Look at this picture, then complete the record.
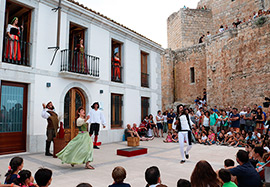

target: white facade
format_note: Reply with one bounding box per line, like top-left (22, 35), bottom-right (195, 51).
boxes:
top-left (0, 0), bottom-right (163, 153)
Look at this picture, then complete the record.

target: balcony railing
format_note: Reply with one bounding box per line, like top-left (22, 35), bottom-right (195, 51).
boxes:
top-left (2, 37), bottom-right (31, 66)
top-left (60, 49), bottom-right (99, 77)
top-left (111, 65), bottom-right (123, 83)
top-left (141, 72), bottom-right (149, 87)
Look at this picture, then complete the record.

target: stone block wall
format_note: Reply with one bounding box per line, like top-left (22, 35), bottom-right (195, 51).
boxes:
top-left (174, 44), bottom-right (207, 104)
top-left (206, 18), bottom-right (270, 108)
top-left (167, 8), bottom-right (213, 50)
top-left (161, 49), bottom-right (175, 110)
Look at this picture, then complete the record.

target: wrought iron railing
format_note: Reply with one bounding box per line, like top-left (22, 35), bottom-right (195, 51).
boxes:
top-left (111, 65), bottom-right (123, 83)
top-left (141, 72), bottom-right (149, 87)
top-left (2, 37), bottom-right (31, 66)
top-left (60, 49), bottom-right (99, 77)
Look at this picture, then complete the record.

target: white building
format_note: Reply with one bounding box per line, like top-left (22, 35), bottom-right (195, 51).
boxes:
top-left (0, 0), bottom-right (163, 154)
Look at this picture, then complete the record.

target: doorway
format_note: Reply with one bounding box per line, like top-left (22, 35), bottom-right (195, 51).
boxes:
top-left (0, 81), bottom-right (28, 155)
top-left (64, 88), bottom-right (86, 141)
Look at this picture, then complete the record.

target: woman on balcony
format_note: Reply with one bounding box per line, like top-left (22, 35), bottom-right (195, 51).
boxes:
top-left (74, 38), bottom-right (88, 74)
top-left (112, 52), bottom-right (121, 81)
top-left (5, 17), bottom-right (23, 62)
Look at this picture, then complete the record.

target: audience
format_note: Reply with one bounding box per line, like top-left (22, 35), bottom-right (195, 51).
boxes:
top-left (76, 183), bottom-right (92, 187)
top-left (218, 169), bottom-right (237, 187)
top-left (190, 160), bottom-right (222, 187)
top-left (177, 179), bottom-right (191, 187)
top-left (5, 157), bottom-right (24, 184)
top-left (145, 166), bottom-right (167, 187)
top-left (34, 168), bottom-right (53, 187)
top-left (228, 150), bottom-right (261, 187)
top-left (13, 170), bottom-right (35, 187)
top-left (109, 166), bottom-right (131, 187)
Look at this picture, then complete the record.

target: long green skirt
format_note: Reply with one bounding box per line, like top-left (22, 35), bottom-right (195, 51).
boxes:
top-left (56, 131), bottom-right (93, 165)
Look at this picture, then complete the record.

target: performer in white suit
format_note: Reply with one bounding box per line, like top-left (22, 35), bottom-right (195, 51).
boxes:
top-left (176, 104), bottom-right (194, 164)
top-left (87, 102), bottom-right (106, 149)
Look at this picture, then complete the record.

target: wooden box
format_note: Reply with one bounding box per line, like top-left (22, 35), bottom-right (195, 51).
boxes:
top-left (127, 137), bottom-right (140, 147)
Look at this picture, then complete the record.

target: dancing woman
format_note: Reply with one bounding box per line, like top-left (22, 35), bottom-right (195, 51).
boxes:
top-left (176, 104), bottom-right (194, 164)
top-left (56, 107), bottom-right (94, 169)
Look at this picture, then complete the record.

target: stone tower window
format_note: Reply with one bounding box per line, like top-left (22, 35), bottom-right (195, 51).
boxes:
top-left (190, 67), bottom-right (195, 83)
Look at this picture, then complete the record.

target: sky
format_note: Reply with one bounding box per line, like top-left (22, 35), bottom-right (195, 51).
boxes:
top-left (77, 0), bottom-right (200, 48)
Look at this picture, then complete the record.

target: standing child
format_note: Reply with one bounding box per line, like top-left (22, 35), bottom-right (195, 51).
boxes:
top-left (5, 157), bottom-right (24, 184)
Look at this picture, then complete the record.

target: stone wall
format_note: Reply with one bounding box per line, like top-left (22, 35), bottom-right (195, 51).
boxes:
top-left (161, 44), bottom-right (207, 110)
top-left (161, 49), bottom-right (175, 110)
top-left (206, 17), bottom-right (270, 108)
top-left (174, 44), bottom-right (207, 104)
top-left (198, 0), bottom-right (264, 34)
top-left (162, 16), bottom-right (270, 109)
top-left (167, 8), bottom-right (213, 49)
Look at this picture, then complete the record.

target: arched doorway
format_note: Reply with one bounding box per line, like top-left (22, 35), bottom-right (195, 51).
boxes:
top-left (64, 88), bottom-right (85, 141)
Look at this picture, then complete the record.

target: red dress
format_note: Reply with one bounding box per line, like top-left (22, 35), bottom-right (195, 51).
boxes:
top-left (5, 24), bottom-right (21, 61)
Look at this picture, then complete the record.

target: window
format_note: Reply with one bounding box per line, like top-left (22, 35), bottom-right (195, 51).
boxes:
top-left (190, 67), bottom-right (195, 83)
top-left (111, 94), bottom-right (123, 128)
top-left (2, 1), bottom-right (32, 66)
top-left (141, 97), bottom-right (149, 121)
top-left (111, 40), bottom-right (123, 82)
top-left (141, 51), bottom-right (149, 87)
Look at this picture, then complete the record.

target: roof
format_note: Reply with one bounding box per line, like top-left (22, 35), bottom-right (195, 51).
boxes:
top-left (67, 0), bottom-right (162, 47)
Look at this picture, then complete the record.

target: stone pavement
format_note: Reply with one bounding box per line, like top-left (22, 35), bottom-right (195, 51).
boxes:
top-left (0, 138), bottom-right (242, 186)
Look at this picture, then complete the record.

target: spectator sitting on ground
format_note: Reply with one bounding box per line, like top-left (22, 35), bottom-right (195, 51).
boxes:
top-left (216, 132), bottom-right (225, 145)
top-left (191, 160), bottom-right (222, 187)
top-left (34, 168), bottom-right (52, 187)
top-left (206, 130), bottom-right (215, 145)
top-left (163, 132), bottom-right (173, 143)
top-left (224, 159), bottom-right (235, 168)
top-left (252, 146), bottom-right (266, 171)
top-left (199, 131), bottom-right (207, 144)
top-left (145, 166), bottom-right (167, 187)
top-left (218, 169), bottom-right (237, 187)
top-left (77, 183), bottom-right (92, 187)
top-left (109, 166), bottom-right (131, 187)
top-left (228, 150), bottom-right (261, 187)
top-left (177, 179), bottom-right (191, 187)
top-left (133, 123), bottom-right (153, 141)
top-left (172, 130), bottom-right (179, 142)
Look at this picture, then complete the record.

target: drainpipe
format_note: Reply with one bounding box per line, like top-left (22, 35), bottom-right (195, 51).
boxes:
top-left (48, 0), bottom-right (62, 65)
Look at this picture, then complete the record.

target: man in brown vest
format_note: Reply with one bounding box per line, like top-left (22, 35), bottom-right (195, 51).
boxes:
top-left (41, 102), bottom-right (59, 156)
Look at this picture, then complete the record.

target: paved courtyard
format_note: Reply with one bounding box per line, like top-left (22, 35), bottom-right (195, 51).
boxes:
top-left (0, 138), bottom-right (242, 186)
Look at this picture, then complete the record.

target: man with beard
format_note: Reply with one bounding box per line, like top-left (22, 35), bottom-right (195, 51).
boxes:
top-left (41, 101), bottom-right (59, 156)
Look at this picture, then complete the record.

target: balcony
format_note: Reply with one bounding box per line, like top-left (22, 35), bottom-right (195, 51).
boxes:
top-left (60, 49), bottom-right (99, 81)
top-left (111, 65), bottom-right (123, 83)
top-left (141, 72), bottom-right (149, 88)
top-left (2, 37), bottom-right (31, 66)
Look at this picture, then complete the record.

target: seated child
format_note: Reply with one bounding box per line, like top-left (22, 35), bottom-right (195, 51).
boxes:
top-left (177, 179), bottom-right (191, 187)
top-left (229, 133), bottom-right (241, 147)
top-left (172, 130), bottom-right (179, 142)
top-left (216, 132), bottom-right (224, 145)
top-left (109, 166), bottom-right (131, 187)
top-left (13, 170), bottom-right (36, 187)
top-left (218, 169), bottom-right (237, 187)
top-left (199, 131), bottom-right (207, 144)
top-left (224, 159), bottom-right (235, 168)
top-left (163, 132), bottom-right (173, 143)
top-left (207, 130), bottom-right (215, 145)
top-left (34, 168), bottom-right (52, 187)
top-left (5, 157), bottom-right (24, 184)
top-left (194, 128), bottom-right (201, 142)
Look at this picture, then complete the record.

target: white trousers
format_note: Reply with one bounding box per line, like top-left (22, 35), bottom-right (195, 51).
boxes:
top-left (178, 131), bottom-right (192, 161)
